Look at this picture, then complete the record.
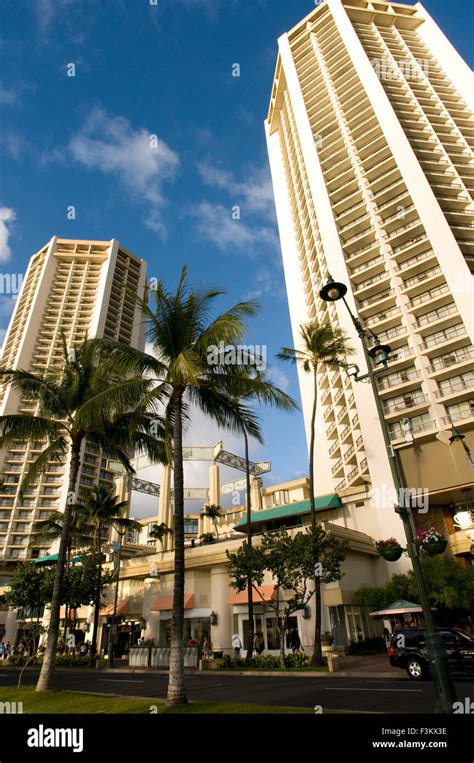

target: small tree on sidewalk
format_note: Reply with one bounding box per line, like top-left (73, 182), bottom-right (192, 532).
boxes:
top-left (227, 526), bottom-right (349, 666)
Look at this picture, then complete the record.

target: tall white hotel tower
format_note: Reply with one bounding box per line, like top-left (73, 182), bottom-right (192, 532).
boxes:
top-left (266, 0), bottom-right (474, 560)
top-left (0, 238), bottom-right (147, 568)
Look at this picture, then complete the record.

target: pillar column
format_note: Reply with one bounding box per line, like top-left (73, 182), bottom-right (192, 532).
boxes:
top-left (142, 576), bottom-right (161, 643)
top-left (210, 564), bottom-right (232, 654)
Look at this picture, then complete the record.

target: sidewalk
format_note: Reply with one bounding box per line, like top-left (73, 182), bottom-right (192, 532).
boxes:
top-left (100, 653), bottom-right (401, 679)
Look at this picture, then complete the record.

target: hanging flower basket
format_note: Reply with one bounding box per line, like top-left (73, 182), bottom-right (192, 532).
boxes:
top-left (381, 546), bottom-right (403, 562)
top-left (374, 538), bottom-right (404, 562)
top-left (424, 539), bottom-right (448, 557)
top-left (414, 529), bottom-right (447, 557)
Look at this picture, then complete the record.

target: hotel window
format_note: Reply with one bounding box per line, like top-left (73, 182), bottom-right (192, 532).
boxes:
top-left (273, 490), bottom-right (289, 507)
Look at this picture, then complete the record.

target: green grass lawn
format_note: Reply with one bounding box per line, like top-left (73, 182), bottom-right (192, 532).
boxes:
top-left (0, 686), bottom-right (314, 714)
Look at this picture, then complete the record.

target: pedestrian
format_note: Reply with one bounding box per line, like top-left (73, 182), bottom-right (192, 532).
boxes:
top-left (383, 627), bottom-right (391, 651)
top-left (254, 632), bottom-right (264, 655)
top-left (0, 642), bottom-right (5, 659)
top-left (290, 629), bottom-right (301, 654)
top-left (202, 636), bottom-right (210, 660)
top-left (232, 633), bottom-right (242, 657)
top-left (80, 642), bottom-right (88, 657)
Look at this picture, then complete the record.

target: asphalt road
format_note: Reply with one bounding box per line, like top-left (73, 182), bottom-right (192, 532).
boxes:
top-left (2, 668), bottom-right (474, 713)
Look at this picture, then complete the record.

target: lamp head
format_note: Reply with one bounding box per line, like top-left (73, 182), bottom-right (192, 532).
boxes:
top-left (346, 364), bottom-right (360, 379)
top-left (319, 277), bottom-right (347, 303)
top-left (368, 342), bottom-right (392, 366)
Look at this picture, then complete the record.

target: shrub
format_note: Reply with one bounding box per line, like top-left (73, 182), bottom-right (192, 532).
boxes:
top-left (284, 652), bottom-right (312, 668)
top-left (5, 655), bottom-right (40, 666)
top-left (6, 654), bottom-right (92, 667)
top-left (55, 655), bottom-right (91, 667)
top-left (252, 654), bottom-right (281, 669)
top-left (221, 654), bottom-right (243, 669)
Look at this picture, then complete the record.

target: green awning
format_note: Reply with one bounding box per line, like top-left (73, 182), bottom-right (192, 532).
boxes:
top-left (33, 553), bottom-right (83, 566)
top-left (234, 494), bottom-right (342, 532)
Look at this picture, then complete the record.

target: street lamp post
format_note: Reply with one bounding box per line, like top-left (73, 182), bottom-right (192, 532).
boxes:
top-left (320, 276), bottom-right (457, 713)
top-left (107, 536), bottom-right (123, 669)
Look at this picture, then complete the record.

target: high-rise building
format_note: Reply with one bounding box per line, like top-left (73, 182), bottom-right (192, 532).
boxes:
top-left (266, 0), bottom-right (474, 558)
top-left (0, 237), bottom-right (147, 566)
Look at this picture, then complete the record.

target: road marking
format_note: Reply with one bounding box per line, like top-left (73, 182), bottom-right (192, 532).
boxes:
top-left (364, 679), bottom-right (408, 683)
top-left (98, 679), bottom-right (145, 683)
top-left (324, 687), bottom-right (422, 692)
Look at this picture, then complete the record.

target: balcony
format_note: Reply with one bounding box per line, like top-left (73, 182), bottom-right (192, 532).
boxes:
top-left (329, 440), bottom-right (341, 457)
top-left (365, 304), bottom-right (401, 329)
top-left (421, 324), bottom-right (468, 352)
top-left (324, 405), bottom-right (336, 422)
top-left (331, 458), bottom-right (344, 477)
top-left (353, 270), bottom-right (390, 296)
top-left (343, 443), bottom-right (357, 464)
top-left (440, 407), bottom-right (474, 427)
top-left (392, 233), bottom-right (429, 257)
top-left (349, 255), bottom-right (385, 278)
top-left (401, 266), bottom-right (442, 292)
top-left (376, 324), bottom-right (409, 345)
top-left (435, 375), bottom-right (474, 401)
top-left (416, 303), bottom-right (459, 330)
top-left (428, 347), bottom-right (474, 375)
top-left (377, 368), bottom-right (419, 392)
top-left (389, 415), bottom-right (435, 442)
top-left (358, 288), bottom-right (396, 311)
top-left (408, 283), bottom-right (451, 310)
top-left (383, 392), bottom-right (429, 416)
top-left (393, 249), bottom-right (437, 275)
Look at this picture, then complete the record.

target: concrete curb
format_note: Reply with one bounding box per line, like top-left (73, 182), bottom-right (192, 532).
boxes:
top-left (99, 668), bottom-right (401, 679)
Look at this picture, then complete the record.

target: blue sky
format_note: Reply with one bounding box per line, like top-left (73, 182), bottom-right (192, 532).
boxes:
top-left (0, 0), bottom-right (473, 509)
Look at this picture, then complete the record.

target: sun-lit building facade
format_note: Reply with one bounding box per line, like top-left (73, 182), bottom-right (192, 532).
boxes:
top-left (265, 0), bottom-right (474, 560)
top-left (0, 237), bottom-right (147, 568)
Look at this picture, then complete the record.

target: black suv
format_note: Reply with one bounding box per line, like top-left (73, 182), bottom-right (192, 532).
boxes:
top-left (389, 628), bottom-right (474, 680)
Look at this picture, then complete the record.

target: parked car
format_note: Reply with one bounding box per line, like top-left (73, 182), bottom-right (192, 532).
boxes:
top-left (389, 628), bottom-right (474, 680)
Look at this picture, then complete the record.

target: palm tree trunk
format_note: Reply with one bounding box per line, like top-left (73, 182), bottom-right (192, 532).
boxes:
top-left (36, 436), bottom-right (82, 691)
top-left (167, 388), bottom-right (188, 705)
top-left (310, 369), bottom-right (323, 667)
top-left (62, 544), bottom-right (72, 642)
top-left (244, 429), bottom-right (255, 665)
top-left (90, 529), bottom-right (102, 659)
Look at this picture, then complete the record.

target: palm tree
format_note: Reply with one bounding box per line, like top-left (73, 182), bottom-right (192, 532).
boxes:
top-left (201, 504), bottom-right (223, 538)
top-left (95, 266), bottom-right (295, 705)
top-left (278, 322), bottom-right (351, 665)
top-left (74, 484), bottom-right (142, 658)
top-left (148, 522), bottom-right (173, 553)
top-left (30, 509), bottom-right (94, 640)
top-left (0, 336), bottom-right (168, 691)
top-left (220, 369), bottom-right (297, 664)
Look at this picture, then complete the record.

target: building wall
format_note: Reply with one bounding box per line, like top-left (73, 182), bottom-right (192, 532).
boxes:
top-left (265, 0), bottom-right (474, 559)
top-left (0, 238), bottom-right (147, 568)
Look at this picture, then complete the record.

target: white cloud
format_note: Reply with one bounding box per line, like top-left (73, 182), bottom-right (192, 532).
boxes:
top-left (69, 108), bottom-right (180, 234)
top-left (266, 366), bottom-right (291, 392)
top-left (192, 201), bottom-right (278, 254)
top-left (0, 207), bottom-right (16, 262)
top-left (245, 265), bottom-right (285, 301)
top-left (0, 83), bottom-right (18, 105)
top-left (198, 161), bottom-right (276, 220)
